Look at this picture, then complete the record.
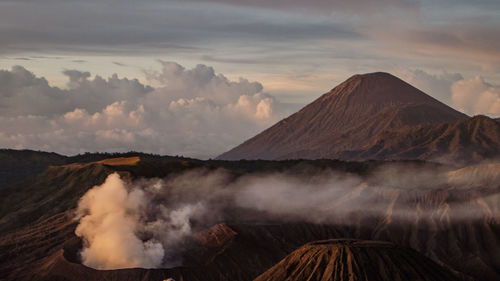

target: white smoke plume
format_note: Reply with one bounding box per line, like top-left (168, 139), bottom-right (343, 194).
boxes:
top-left (75, 164), bottom-right (500, 270)
top-left (75, 173), bottom-right (210, 269)
top-left (75, 173), bottom-right (164, 269)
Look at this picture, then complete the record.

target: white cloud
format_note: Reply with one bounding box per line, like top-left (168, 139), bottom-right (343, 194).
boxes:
top-left (0, 63), bottom-right (291, 158)
top-left (145, 61), bottom-right (264, 105)
top-left (400, 69), bottom-right (500, 118)
top-left (451, 76), bottom-right (500, 117)
top-left (399, 69), bottom-right (463, 105)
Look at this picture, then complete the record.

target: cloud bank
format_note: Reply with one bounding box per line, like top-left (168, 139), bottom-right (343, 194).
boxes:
top-left (0, 63), bottom-right (290, 158)
top-left (402, 69), bottom-right (500, 117)
top-left (451, 76), bottom-right (500, 117)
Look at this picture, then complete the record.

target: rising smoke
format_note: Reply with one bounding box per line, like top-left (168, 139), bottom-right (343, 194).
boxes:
top-left (74, 164), bottom-right (500, 269)
top-left (74, 173), bottom-right (164, 269)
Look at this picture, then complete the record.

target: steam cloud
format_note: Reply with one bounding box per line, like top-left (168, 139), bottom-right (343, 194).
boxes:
top-left (75, 173), bottom-right (211, 269)
top-left (75, 164), bottom-right (500, 269)
top-left (75, 174), bottom-right (164, 269)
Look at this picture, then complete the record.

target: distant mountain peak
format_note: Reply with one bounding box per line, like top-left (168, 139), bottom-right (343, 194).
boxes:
top-left (321, 71), bottom-right (449, 107)
top-left (217, 72), bottom-right (476, 161)
top-left (344, 71), bottom-right (398, 83)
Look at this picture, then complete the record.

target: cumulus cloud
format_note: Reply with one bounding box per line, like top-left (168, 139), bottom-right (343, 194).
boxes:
top-left (400, 69), bottom-right (463, 105)
top-left (451, 76), bottom-right (500, 117)
top-left (0, 66), bottom-right (68, 116)
top-left (145, 61), bottom-right (264, 105)
top-left (400, 69), bottom-right (500, 118)
top-left (0, 66), bottom-right (152, 117)
top-left (0, 63), bottom-right (290, 158)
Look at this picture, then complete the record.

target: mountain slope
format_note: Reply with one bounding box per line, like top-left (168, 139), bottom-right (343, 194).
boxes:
top-left (217, 72), bottom-right (468, 161)
top-left (333, 115), bottom-right (500, 163)
top-left (0, 149), bottom-right (190, 190)
top-left (0, 149), bottom-right (67, 189)
top-left (3, 157), bottom-right (500, 281)
top-left (253, 239), bottom-right (464, 281)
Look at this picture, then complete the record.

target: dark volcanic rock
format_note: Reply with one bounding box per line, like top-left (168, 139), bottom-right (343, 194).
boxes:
top-left (254, 239), bottom-right (465, 281)
top-left (342, 115), bottom-right (500, 164)
top-left (2, 156), bottom-right (499, 281)
top-left (217, 73), bottom-right (500, 163)
top-left (217, 72), bottom-right (469, 161)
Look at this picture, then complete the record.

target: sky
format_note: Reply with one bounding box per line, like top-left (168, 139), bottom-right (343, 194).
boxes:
top-left (0, 0), bottom-right (499, 158)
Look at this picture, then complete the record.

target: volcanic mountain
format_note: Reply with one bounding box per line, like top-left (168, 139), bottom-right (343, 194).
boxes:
top-left (217, 72), bottom-right (500, 162)
top-left (3, 152), bottom-right (500, 281)
top-left (253, 239), bottom-right (464, 281)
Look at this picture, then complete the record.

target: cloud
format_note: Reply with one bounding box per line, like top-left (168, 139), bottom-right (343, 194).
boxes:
top-left (75, 173), bottom-right (165, 269)
top-left (362, 16), bottom-right (500, 71)
top-left (451, 76), bottom-right (500, 117)
top-left (0, 63), bottom-right (290, 158)
top-left (0, 0), bottom-right (360, 56)
top-left (0, 66), bottom-right (152, 117)
top-left (186, 0), bottom-right (417, 14)
top-left (0, 66), bottom-right (69, 116)
top-left (399, 69), bottom-right (463, 105)
top-left (75, 171), bottom-right (225, 269)
top-left (398, 69), bottom-right (500, 118)
top-left (145, 61), bottom-right (265, 105)
top-left (112, 61), bottom-right (128, 67)
top-left (1, 0), bottom-right (498, 92)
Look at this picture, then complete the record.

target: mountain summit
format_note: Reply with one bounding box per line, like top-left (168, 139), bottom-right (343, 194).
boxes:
top-left (218, 72), bottom-right (472, 161)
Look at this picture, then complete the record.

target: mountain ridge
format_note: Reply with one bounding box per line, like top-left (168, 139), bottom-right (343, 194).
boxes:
top-left (2, 155), bottom-right (499, 281)
top-left (217, 72), bottom-right (500, 163)
top-left (254, 239), bottom-right (465, 281)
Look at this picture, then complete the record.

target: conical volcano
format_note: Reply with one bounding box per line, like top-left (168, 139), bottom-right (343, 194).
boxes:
top-left (253, 239), bottom-right (465, 281)
top-left (217, 72), bottom-right (474, 161)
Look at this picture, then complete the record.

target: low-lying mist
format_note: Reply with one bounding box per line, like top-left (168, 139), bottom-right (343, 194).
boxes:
top-left (74, 163), bottom-right (500, 270)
